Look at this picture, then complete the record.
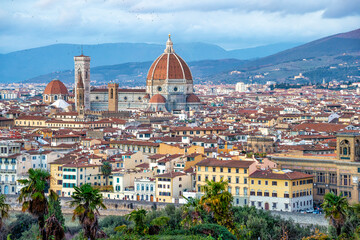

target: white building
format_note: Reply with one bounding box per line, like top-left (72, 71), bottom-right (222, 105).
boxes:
top-left (235, 82), bottom-right (248, 92)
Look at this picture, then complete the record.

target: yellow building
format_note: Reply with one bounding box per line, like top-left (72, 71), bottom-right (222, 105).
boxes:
top-left (155, 172), bottom-right (192, 203)
top-left (158, 143), bottom-right (204, 155)
top-left (170, 126), bottom-right (227, 137)
top-left (49, 156), bottom-right (76, 196)
top-left (249, 169), bottom-right (314, 212)
top-left (270, 133), bottom-right (360, 204)
top-left (15, 116), bottom-right (47, 127)
top-left (196, 159), bottom-right (256, 206)
top-left (110, 140), bottom-right (159, 154)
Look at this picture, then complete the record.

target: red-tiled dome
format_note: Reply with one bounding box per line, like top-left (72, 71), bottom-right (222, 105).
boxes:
top-left (44, 79), bottom-right (68, 95)
top-left (186, 94), bottom-right (200, 103)
top-left (149, 94), bottom-right (166, 103)
top-left (146, 36), bottom-right (192, 82)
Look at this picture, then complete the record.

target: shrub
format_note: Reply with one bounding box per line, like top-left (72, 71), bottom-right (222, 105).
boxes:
top-left (190, 224), bottom-right (237, 240)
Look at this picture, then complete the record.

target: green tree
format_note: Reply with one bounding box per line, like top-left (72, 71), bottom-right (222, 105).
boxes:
top-left (0, 194), bottom-right (10, 238)
top-left (101, 162), bottom-right (112, 186)
top-left (200, 178), bottom-right (235, 231)
top-left (17, 168), bottom-right (61, 240)
top-left (6, 214), bottom-right (37, 240)
top-left (126, 209), bottom-right (148, 235)
top-left (69, 184), bottom-right (107, 240)
top-left (46, 194), bottom-right (65, 227)
top-left (181, 197), bottom-right (204, 228)
top-left (321, 192), bottom-right (349, 236)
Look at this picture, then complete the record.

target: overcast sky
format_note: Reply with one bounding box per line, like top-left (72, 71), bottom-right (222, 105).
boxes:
top-left (1, 0), bottom-right (359, 53)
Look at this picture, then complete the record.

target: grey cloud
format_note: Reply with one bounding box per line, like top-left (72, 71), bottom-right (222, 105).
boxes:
top-left (323, 0), bottom-right (360, 18)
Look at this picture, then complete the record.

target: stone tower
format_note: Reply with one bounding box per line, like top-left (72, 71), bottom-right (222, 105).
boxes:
top-left (76, 72), bottom-right (85, 113)
top-left (336, 133), bottom-right (360, 162)
top-left (108, 82), bottom-right (119, 112)
top-left (74, 53), bottom-right (91, 110)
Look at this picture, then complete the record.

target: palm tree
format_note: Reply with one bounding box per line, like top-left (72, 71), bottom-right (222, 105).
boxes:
top-left (126, 209), bottom-right (148, 235)
top-left (101, 162), bottom-right (112, 186)
top-left (321, 192), bottom-right (349, 236)
top-left (17, 168), bottom-right (59, 240)
top-left (0, 194), bottom-right (10, 235)
top-left (181, 197), bottom-right (203, 228)
top-left (200, 178), bottom-right (235, 230)
top-left (69, 184), bottom-right (107, 240)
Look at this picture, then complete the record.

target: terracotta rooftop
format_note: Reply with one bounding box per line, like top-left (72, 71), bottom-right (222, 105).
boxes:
top-left (249, 169), bottom-right (313, 180)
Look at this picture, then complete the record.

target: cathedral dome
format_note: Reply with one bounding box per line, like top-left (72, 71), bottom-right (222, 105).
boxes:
top-left (44, 79), bottom-right (68, 95)
top-left (146, 35), bottom-right (192, 82)
top-left (149, 94), bottom-right (166, 103)
top-left (186, 94), bottom-right (200, 103)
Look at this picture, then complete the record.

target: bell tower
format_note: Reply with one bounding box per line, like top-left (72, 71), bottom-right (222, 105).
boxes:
top-left (108, 82), bottom-right (119, 112)
top-left (76, 72), bottom-right (85, 113)
top-left (74, 51), bottom-right (91, 110)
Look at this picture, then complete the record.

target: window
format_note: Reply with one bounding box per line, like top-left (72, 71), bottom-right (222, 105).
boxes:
top-left (272, 202), bottom-right (277, 209)
top-left (251, 180), bottom-right (254, 185)
top-left (258, 202), bottom-right (262, 207)
top-left (228, 186), bottom-right (231, 193)
top-left (220, 168), bottom-right (223, 173)
top-left (205, 167), bottom-right (208, 172)
top-left (236, 177), bottom-right (239, 184)
top-left (317, 172), bottom-right (326, 183)
top-left (285, 182), bottom-right (288, 186)
top-left (329, 173), bottom-right (337, 184)
top-left (244, 178), bottom-right (247, 184)
top-left (317, 187), bottom-right (325, 195)
top-left (228, 177), bottom-right (231, 183)
top-left (258, 180), bottom-right (261, 185)
top-left (236, 168), bottom-right (239, 173)
top-left (264, 191), bottom-right (269, 196)
top-left (257, 190), bottom-right (262, 196)
top-left (213, 167), bottom-right (216, 172)
top-left (341, 175), bottom-right (350, 186)
top-left (228, 168), bottom-right (231, 173)
top-left (198, 175), bottom-right (201, 181)
top-left (272, 191), bottom-right (277, 197)
top-left (212, 176), bottom-right (216, 181)
top-left (244, 169), bottom-right (247, 174)
top-left (272, 181), bottom-right (277, 186)
top-left (285, 204), bottom-right (289, 210)
top-left (265, 181), bottom-right (268, 185)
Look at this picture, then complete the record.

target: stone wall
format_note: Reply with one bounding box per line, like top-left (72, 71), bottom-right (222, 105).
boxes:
top-left (5, 194), bottom-right (328, 226)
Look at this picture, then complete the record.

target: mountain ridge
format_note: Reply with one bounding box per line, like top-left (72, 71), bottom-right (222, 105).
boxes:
top-left (0, 42), bottom-right (300, 83)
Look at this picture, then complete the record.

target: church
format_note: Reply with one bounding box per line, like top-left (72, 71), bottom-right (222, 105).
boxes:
top-left (73, 35), bottom-right (201, 113)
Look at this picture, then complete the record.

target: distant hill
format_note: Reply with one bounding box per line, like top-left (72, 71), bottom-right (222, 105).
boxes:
top-left (0, 42), bottom-right (299, 83)
top-left (27, 59), bottom-right (247, 87)
top-left (207, 28), bottom-right (360, 84)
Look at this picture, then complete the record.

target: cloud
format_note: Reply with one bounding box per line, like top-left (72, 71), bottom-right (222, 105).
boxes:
top-left (323, 0), bottom-right (360, 18)
top-left (0, 0), bottom-right (359, 53)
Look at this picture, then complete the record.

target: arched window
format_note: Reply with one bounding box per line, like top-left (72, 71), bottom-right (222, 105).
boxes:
top-left (110, 89), bottom-right (114, 99)
top-left (54, 95), bottom-right (58, 100)
top-left (340, 140), bottom-right (350, 156)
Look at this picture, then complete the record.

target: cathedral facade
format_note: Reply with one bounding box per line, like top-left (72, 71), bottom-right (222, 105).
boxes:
top-left (74, 35), bottom-right (201, 113)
